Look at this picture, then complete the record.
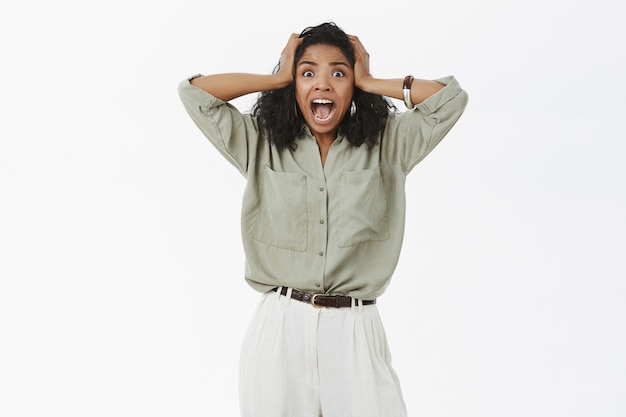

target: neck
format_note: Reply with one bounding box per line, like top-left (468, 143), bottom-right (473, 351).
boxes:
top-left (315, 133), bottom-right (336, 167)
top-left (314, 130), bottom-right (337, 146)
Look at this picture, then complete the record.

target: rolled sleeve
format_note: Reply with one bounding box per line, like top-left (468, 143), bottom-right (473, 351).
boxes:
top-left (384, 76), bottom-right (468, 174)
top-left (178, 78), bottom-right (260, 177)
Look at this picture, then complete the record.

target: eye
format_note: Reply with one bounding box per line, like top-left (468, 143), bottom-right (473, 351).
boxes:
top-left (303, 70), bottom-right (314, 77)
top-left (332, 70), bottom-right (345, 77)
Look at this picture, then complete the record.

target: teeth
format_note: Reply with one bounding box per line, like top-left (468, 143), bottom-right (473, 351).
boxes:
top-left (314, 114), bottom-right (333, 122)
top-left (313, 99), bottom-right (333, 104)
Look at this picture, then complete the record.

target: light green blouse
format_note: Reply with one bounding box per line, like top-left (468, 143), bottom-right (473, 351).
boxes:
top-left (178, 76), bottom-right (468, 300)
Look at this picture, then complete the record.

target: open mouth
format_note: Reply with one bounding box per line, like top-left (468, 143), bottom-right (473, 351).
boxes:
top-left (311, 99), bottom-right (336, 123)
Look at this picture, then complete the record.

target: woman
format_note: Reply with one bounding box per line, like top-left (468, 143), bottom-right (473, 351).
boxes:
top-left (179, 22), bottom-right (467, 417)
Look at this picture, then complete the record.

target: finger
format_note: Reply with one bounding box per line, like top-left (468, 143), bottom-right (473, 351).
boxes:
top-left (286, 34), bottom-right (303, 50)
top-left (348, 34), bottom-right (362, 45)
top-left (349, 37), bottom-right (367, 54)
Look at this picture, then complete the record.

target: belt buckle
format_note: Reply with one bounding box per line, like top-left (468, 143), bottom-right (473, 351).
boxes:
top-left (311, 294), bottom-right (325, 308)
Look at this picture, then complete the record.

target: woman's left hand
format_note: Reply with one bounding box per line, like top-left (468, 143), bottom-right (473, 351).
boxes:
top-left (349, 35), bottom-right (372, 89)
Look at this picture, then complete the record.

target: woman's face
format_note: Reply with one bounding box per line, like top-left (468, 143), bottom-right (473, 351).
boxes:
top-left (295, 44), bottom-right (354, 140)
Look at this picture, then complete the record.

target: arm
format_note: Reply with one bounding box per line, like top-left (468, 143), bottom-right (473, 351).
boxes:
top-left (349, 35), bottom-right (445, 105)
top-left (389, 75), bottom-right (468, 173)
top-left (179, 34), bottom-right (305, 175)
top-left (346, 36), bottom-right (468, 173)
top-left (189, 34), bottom-right (303, 102)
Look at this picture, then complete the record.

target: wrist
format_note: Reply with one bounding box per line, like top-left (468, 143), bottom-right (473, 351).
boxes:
top-left (354, 75), bottom-right (375, 92)
top-left (272, 72), bottom-right (294, 90)
top-left (403, 75), bottom-right (415, 109)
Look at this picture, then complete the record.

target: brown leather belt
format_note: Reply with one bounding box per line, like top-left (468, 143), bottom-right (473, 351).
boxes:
top-left (272, 287), bottom-right (376, 308)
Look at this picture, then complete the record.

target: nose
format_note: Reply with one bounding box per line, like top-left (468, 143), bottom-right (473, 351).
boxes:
top-left (314, 75), bottom-right (332, 91)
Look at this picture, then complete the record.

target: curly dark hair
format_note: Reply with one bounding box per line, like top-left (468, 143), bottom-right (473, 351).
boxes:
top-left (252, 22), bottom-right (395, 151)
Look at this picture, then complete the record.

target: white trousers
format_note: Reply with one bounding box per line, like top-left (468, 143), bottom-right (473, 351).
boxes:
top-left (239, 288), bottom-right (407, 417)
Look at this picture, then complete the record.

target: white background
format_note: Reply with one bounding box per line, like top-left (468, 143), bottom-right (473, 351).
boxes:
top-left (1, 0), bottom-right (624, 416)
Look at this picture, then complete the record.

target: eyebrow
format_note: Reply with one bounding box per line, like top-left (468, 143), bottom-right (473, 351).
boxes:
top-left (298, 60), bottom-right (350, 68)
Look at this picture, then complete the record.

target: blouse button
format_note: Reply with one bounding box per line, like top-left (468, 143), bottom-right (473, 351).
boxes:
top-left (319, 251), bottom-right (324, 256)
top-left (319, 187), bottom-right (324, 192)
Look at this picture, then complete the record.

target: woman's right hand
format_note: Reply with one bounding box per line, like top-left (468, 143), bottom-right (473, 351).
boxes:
top-left (275, 33), bottom-right (303, 84)
top-left (187, 33), bottom-right (303, 101)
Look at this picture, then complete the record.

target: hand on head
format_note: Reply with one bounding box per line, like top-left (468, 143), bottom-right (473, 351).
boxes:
top-left (348, 35), bottom-right (372, 90)
top-left (277, 33), bottom-right (304, 84)
top-left (278, 30), bottom-right (371, 89)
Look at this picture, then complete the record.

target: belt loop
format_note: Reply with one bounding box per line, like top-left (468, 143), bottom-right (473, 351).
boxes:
top-left (350, 296), bottom-right (356, 311)
top-left (285, 287), bottom-right (293, 305)
top-left (358, 299), bottom-right (363, 308)
top-left (275, 286), bottom-right (283, 300)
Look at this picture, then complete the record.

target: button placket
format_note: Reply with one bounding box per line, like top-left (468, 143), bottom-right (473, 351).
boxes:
top-left (315, 181), bottom-right (328, 293)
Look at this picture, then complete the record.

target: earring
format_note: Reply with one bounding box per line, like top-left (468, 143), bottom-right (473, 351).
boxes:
top-left (350, 101), bottom-right (357, 116)
top-left (294, 103), bottom-right (299, 117)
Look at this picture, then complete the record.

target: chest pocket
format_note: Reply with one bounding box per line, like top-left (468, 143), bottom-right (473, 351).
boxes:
top-left (251, 166), bottom-right (308, 252)
top-left (337, 167), bottom-right (390, 247)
